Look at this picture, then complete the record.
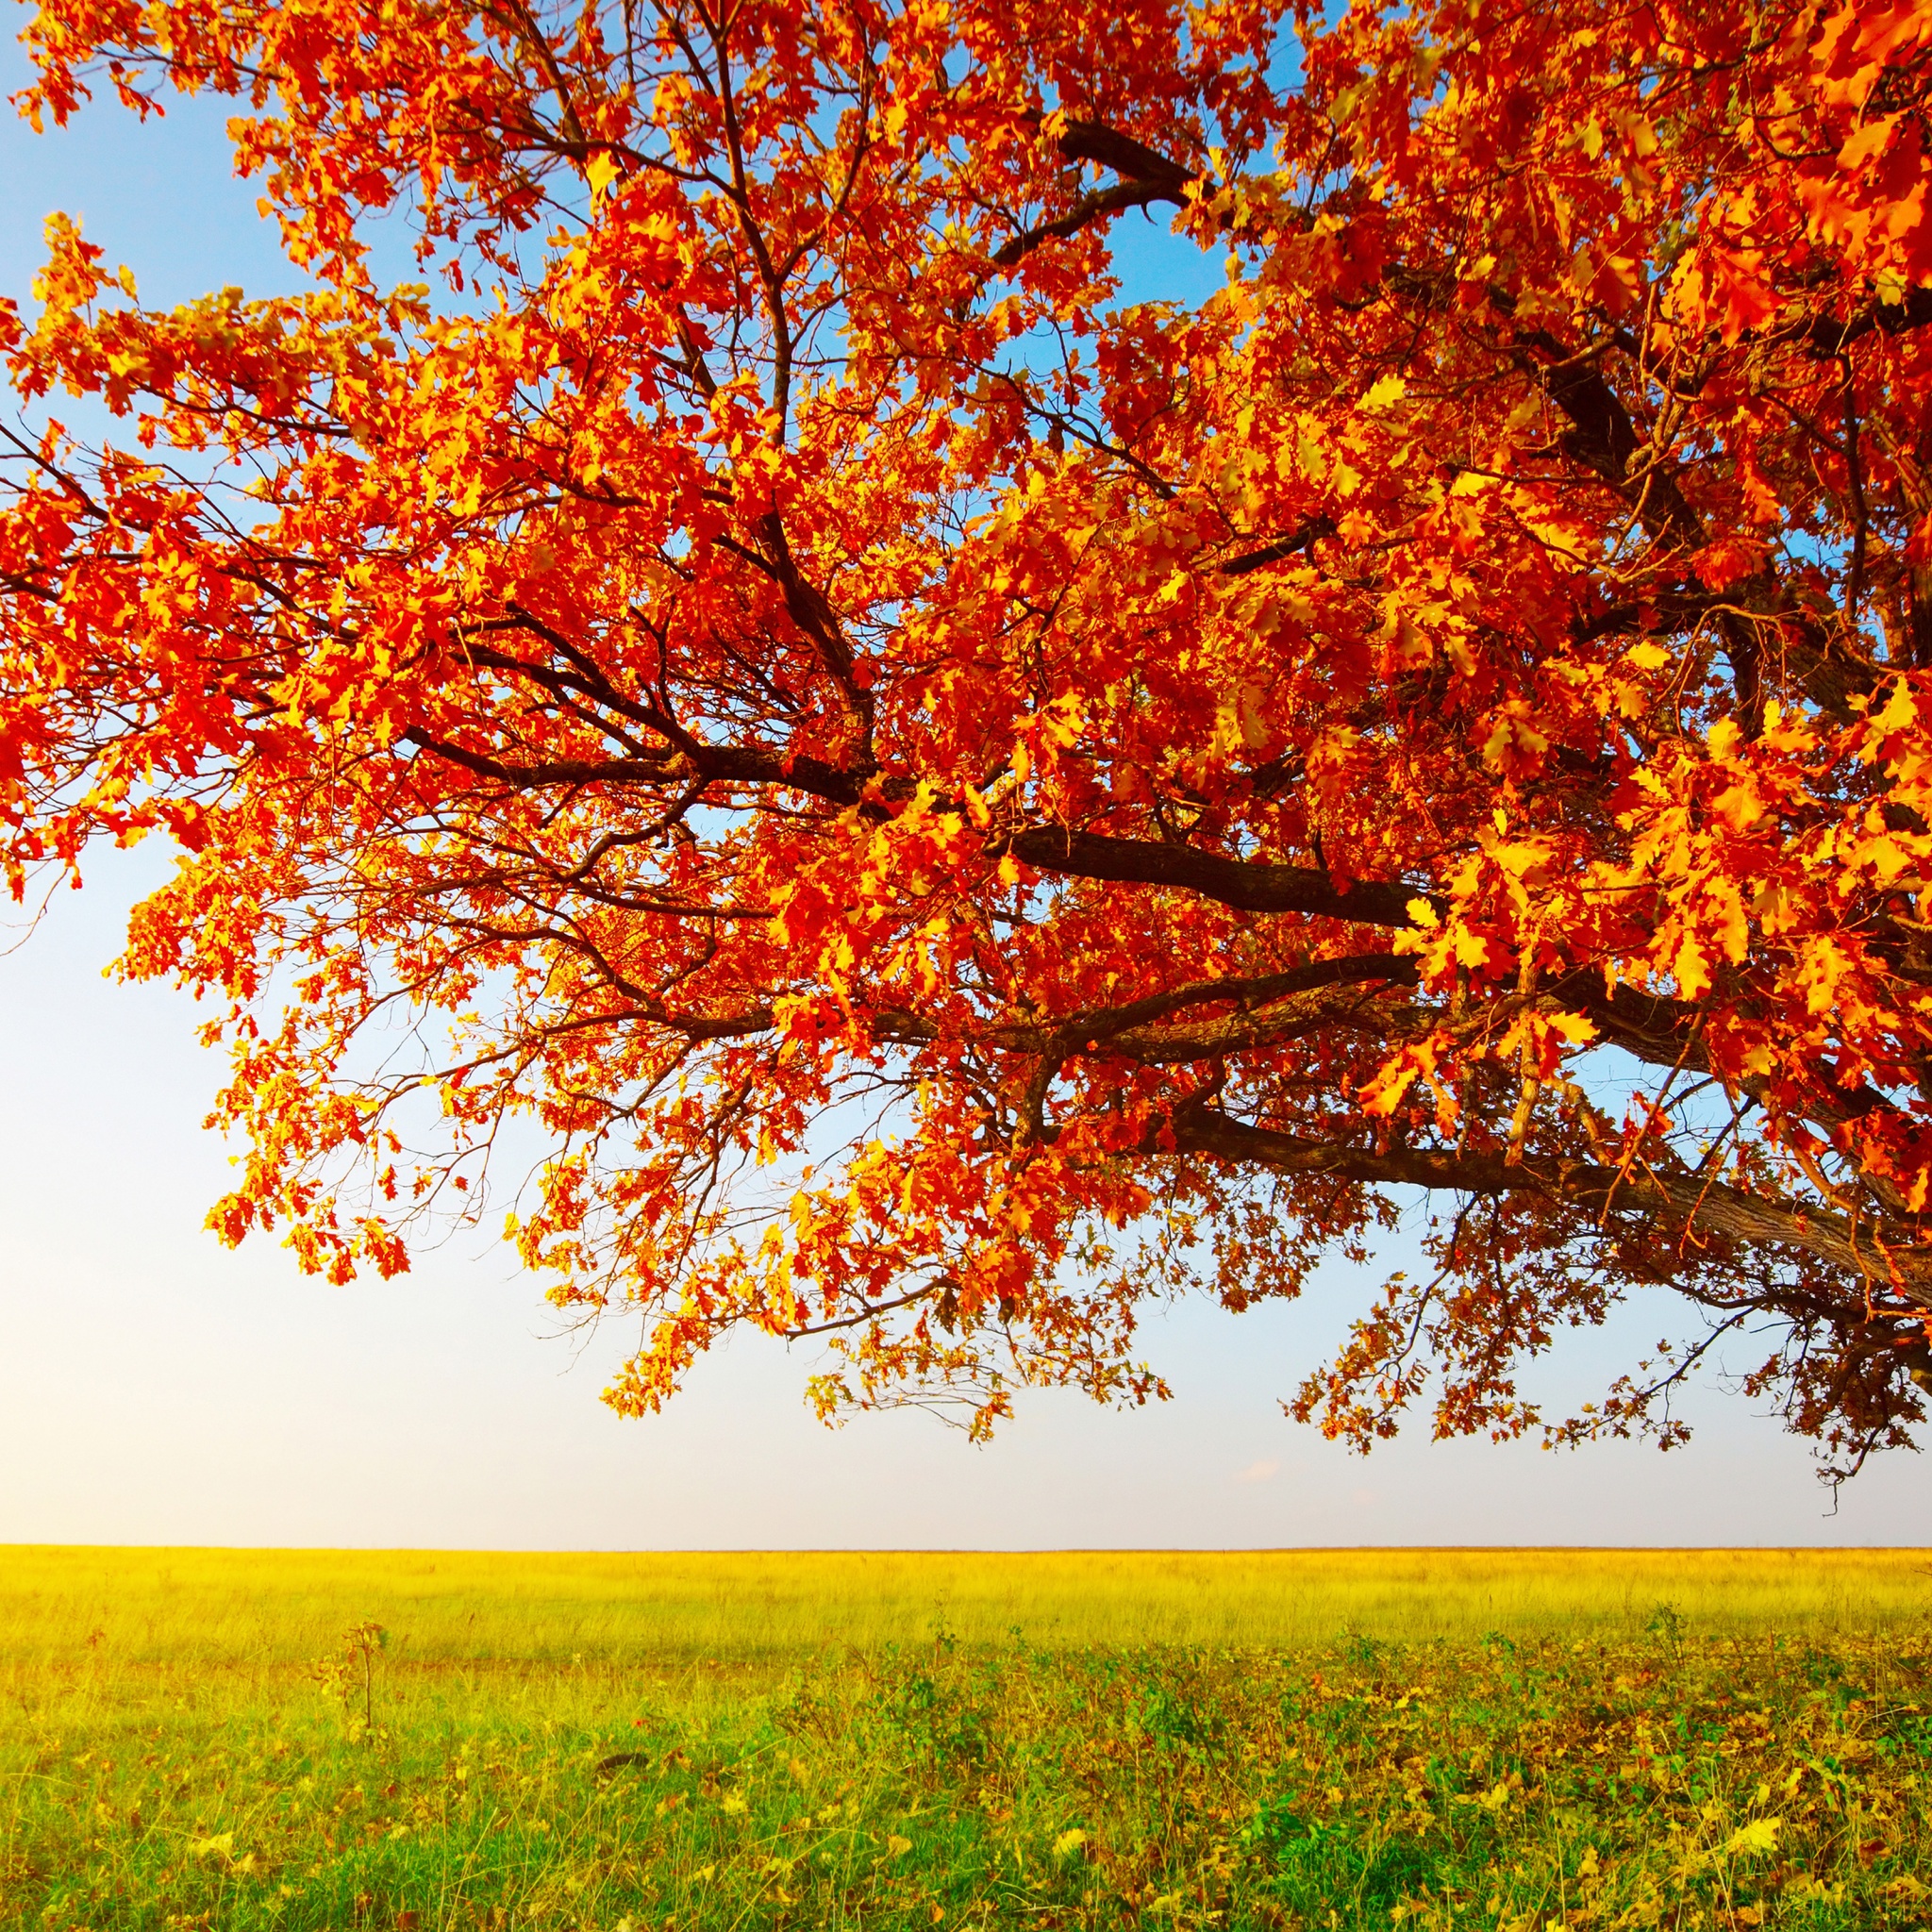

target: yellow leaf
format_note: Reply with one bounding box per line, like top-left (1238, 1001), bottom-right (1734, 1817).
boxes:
top-left (1386, 613), bottom-right (1430, 666)
top-left (1361, 1041), bottom-right (1440, 1118)
top-left (1674, 931), bottom-right (1711, 1000)
top-left (1361, 375), bottom-right (1407, 411)
top-left (1624, 641), bottom-right (1671, 670)
top-left (1053, 1827), bottom-right (1087, 1856)
top-left (1237, 680), bottom-right (1272, 751)
top-left (1838, 117), bottom-right (1897, 169)
top-left (1714, 882), bottom-right (1751, 963)
top-left (1874, 679), bottom-right (1917, 734)
top-left (1360, 1062), bottom-right (1422, 1118)
top-left (1713, 779), bottom-right (1763, 831)
top-left (888, 1834), bottom-right (913, 1857)
top-left (1724, 1817), bottom-right (1780, 1857)
top-left (1041, 693), bottom-right (1086, 746)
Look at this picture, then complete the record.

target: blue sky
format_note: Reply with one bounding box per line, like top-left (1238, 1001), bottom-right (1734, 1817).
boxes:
top-left (0, 33), bottom-right (1925, 1549)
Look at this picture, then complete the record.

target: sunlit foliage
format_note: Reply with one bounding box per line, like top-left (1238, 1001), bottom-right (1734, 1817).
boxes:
top-left (6, 0), bottom-right (1932, 1465)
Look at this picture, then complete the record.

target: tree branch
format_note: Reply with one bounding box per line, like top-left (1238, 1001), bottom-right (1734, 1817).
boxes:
top-left (1008, 826), bottom-right (1427, 925)
top-left (1170, 1103), bottom-right (1932, 1290)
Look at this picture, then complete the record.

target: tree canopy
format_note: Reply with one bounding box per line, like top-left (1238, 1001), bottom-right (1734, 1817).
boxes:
top-left (5, 0), bottom-right (1932, 1475)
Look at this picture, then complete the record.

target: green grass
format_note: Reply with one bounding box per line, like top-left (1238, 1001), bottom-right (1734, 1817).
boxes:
top-left (2, 1548), bottom-right (1928, 1929)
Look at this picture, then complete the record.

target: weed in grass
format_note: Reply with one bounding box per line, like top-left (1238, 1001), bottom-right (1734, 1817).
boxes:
top-left (311, 1624), bottom-right (390, 1745)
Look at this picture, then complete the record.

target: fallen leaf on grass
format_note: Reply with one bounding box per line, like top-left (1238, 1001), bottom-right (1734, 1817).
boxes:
top-left (1724, 1818), bottom-right (1780, 1857)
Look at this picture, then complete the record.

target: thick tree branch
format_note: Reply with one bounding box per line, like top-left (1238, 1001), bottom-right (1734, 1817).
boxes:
top-left (994, 118), bottom-right (1193, 267)
top-left (1008, 827), bottom-right (1426, 925)
top-left (1169, 1104), bottom-right (1932, 1291)
top-left (1803, 284), bottom-right (1932, 358)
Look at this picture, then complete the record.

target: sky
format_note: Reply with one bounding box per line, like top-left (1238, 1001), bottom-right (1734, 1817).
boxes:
top-left (0, 35), bottom-right (1926, 1552)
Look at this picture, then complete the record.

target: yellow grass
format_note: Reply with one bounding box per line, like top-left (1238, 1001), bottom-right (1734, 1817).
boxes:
top-left (2, 1544), bottom-right (1925, 1663)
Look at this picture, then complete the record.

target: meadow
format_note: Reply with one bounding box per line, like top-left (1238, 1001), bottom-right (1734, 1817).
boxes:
top-left (2, 1546), bottom-right (1927, 1930)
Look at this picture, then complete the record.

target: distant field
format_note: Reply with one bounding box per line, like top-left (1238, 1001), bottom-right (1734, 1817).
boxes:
top-left (2, 1545), bottom-right (1926, 1662)
top-left (2, 1547), bottom-right (1928, 1930)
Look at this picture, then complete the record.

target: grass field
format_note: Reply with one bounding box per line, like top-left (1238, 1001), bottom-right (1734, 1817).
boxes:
top-left (2, 1547), bottom-right (1928, 1930)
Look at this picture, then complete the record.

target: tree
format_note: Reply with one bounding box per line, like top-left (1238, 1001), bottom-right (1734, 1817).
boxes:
top-left (4, 0), bottom-right (1931, 1477)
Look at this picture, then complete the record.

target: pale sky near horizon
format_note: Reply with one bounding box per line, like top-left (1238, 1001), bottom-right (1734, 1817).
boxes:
top-left (1, 33), bottom-right (1926, 1552)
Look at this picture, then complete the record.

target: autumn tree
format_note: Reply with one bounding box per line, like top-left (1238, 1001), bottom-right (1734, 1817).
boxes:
top-left (5, 0), bottom-right (1932, 1475)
